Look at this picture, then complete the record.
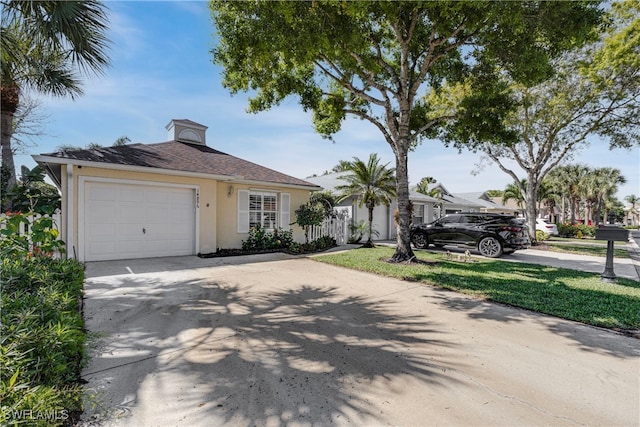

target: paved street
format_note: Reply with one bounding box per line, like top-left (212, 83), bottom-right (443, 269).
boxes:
top-left (80, 253), bottom-right (639, 426)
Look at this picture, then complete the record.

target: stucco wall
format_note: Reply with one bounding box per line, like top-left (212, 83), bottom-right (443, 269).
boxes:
top-left (65, 165), bottom-right (311, 258)
top-left (70, 166), bottom-right (218, 257)
top-left (216, 182), bottom-right (309, 249)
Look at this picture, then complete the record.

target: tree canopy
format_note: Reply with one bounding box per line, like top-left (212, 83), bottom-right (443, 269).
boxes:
top-left (1, 0), bottom-right (111, 209)
top-left (210, 0), bottom-right (603, 260)
top-left (437, 0), bottom-right (638, 239)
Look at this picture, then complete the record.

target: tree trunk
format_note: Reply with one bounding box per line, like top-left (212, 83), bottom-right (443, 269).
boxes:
top-left (365, 202), bottom-right (375, 248)
top-left (524, 177), bottom-right (538, 244)
top-left (391, 147), bottom-right (415, 262)
top-left (1, 84), bottom-right (20, 211)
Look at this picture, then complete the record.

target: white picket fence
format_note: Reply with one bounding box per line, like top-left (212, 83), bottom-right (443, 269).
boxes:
top-left (0, 210), bottom-right (63, 256)
top-left (308, 213), bottom-right (350, 245)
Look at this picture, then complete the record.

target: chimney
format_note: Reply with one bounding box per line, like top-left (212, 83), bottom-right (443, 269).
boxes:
top-left (166, 119), bottom-right (208, 145)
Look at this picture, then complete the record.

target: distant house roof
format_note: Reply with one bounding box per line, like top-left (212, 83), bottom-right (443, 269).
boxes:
top-left (306, 172), bottom-right (440, 203)
top-left (489, 197), bottom-right (523, 212)
top-left (453, 192), bottom-right (500, 210)
top-left (34, 140), bottom-right (320, 189)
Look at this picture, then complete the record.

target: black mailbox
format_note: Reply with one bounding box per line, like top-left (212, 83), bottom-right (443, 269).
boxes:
top-left (594, 227), bottom-right (628, 242)
top-left (594, 226), bottom-right (628, 283)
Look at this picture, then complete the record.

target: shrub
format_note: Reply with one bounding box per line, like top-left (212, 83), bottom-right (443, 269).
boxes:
top-left (1, 207), bottom-right (85, 426)
top-left (557, 223), bottom-right (596, 238)
top-left (286, 236), bottom-right (336, 254)
top-left (536, 230), bottom-right (550, 242)
top-left (348, 220), bottom-right (367, 244)
top-left (0, 257), bottom-right (86, 426)
top-left (242, 225), bottom-right (294, 251)
top-left (0, 211), bottom-right (66, 259)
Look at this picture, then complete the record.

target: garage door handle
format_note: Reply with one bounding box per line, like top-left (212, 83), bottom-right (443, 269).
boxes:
top-left (142, 228), bottom-right (146, 234)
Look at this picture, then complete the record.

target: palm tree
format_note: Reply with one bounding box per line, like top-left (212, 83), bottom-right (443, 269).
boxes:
top-left (584, 167), bottom-right (626, 224)
top-left (548, 164), bottom-right (590, 223)
top-left (415, 176), bottom-right (444, 217)
top-left (336, 154), bottom-right (396, 248)
top-left (624, 194), bottom-right (639, 210)
top-left (502, 180), bottom-right (526, 209)
top-left (1, 1), bottom-right (110, 207)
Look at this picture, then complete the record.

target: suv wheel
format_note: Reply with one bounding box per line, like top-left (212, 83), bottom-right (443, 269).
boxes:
top-left (478, 236), bottom-right (503, 258)
top-left (412, 232), bottom-right (429, 249)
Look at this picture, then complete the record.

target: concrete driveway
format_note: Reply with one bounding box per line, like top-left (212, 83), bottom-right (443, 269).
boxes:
top-left (81, 253), bottom-right (639, 426)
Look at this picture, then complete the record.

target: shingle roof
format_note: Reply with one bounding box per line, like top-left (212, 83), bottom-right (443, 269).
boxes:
top-left (305, 172), bottom-right (440, 202)
top-left (41, 140), bottom-right (318, 188)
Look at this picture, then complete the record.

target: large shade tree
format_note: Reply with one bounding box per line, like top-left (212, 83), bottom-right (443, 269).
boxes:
top-left (442, 0), bottom-right (639, 240)
top-left (210, 0), bottom-right (602, 261)
top-left (1, 0), bottom-right (110, 208)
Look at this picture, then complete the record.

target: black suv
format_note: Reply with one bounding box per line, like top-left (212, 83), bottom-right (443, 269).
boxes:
top-left (410, 213), bottom-right (530, 258)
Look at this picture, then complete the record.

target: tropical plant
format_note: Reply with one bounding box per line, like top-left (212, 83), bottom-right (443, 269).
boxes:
top-left (415, 177), bottom-right (444, 218)
top-left (583, 167), bottom-right (626, 224)
top-left (209, 1), bottom-right (601, 262)
top-left (336, 154), bottom-right (396, 248)
top-left (502, 180), bottom-right (526, 209)
top-left (4, 165), bottom-right (60, 214)
top-left (624, 194), bottom-right (639, 210)
top-left (1, 0), bottom-right (111, 208)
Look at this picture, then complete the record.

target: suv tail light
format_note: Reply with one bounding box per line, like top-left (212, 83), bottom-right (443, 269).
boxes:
top-left (501, 226), bottom-right (522, 232)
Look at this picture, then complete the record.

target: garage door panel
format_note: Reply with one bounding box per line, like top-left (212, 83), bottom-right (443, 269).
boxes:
top-left (87, 241), bottom-right (116, 258)
top-left (84, 182), bottom-right (196, 261)
top-left (117, 240), bottom-right (145, 254)
top-left (145, 208), bottom-right (169, 223)
top-left (88, 223), bottom-right (116, 239)
top-left (87, 187), bottom-right (116, 202)
top-left (118, 203), bottom-right (146, 222)
top-left (120, 188), bottom-right (145, 202)
top-left (87, 203), bottom-right (116, 222)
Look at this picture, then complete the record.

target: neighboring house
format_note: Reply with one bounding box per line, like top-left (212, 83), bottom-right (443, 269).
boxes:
top-left (624, 205), bottom-right (639, 227)
top-left (427, 183), bottom-right (483, 214)
top-left (454, 192), bottom-right (522, 216)
top-left (33, 119), bottom-right (320, 261)
top-left (306, 172), bottom-right (439, 240)
top-left (488, 197), bottom-right (526, 217)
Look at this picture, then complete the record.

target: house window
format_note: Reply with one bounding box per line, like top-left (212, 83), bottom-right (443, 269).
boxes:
top-left (249, 192), bottom-right (278, 230)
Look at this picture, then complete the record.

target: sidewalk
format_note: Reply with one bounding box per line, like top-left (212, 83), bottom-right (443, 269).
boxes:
top-left (375, 238), bottom-right (640, 281)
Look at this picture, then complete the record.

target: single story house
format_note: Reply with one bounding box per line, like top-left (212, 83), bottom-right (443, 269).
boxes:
top-left (33, 119), bottom-right (320, 261)
top-left (306, 172), bottom-right (439, 240)
top-left (453, 192), bottom-right (522, 216)
top-left (424, 184), bottom-right (481, 214)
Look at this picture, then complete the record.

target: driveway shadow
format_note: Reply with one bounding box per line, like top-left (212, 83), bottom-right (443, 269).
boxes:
top-left (81, 272), bottom-right (461, 425)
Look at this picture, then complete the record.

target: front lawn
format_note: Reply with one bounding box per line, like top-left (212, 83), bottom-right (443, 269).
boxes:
top-left (315, 247), bottom-right (640, 332)
top-left (538, 240), bottom-right (630, 258)
top-left (532, 242), bottom-right (629, 258)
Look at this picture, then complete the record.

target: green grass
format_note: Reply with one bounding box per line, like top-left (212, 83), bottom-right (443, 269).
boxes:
top-left (315, 247), bottom-right (640, 331)
top-left (539, 242), bottom-right (630, 258)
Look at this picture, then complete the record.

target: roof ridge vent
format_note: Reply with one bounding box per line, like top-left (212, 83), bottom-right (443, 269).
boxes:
top-left (166, 119), bottom-right (208, 145)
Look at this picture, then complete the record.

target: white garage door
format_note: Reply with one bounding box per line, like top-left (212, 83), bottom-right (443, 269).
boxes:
top-left (83, 181), bottom-right (196, 261)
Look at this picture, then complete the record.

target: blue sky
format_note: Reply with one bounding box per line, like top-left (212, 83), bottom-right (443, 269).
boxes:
top-left (18, 1), bottom-right (639, 200)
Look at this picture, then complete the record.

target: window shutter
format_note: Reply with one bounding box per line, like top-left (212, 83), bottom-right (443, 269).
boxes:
top-left (237, 189), bottom-right (249, 233)
top-left (280, 193), bottom-right (290, 230)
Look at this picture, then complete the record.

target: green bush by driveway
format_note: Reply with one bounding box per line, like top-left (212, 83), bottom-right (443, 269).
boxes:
top-left (315, 247), bottom-right (640, 331)
top-left (1, 212), bottom-right (86, 427)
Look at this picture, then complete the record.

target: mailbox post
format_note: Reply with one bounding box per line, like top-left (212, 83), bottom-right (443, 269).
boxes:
top-left (594, 226), bottom-right (629, 282)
